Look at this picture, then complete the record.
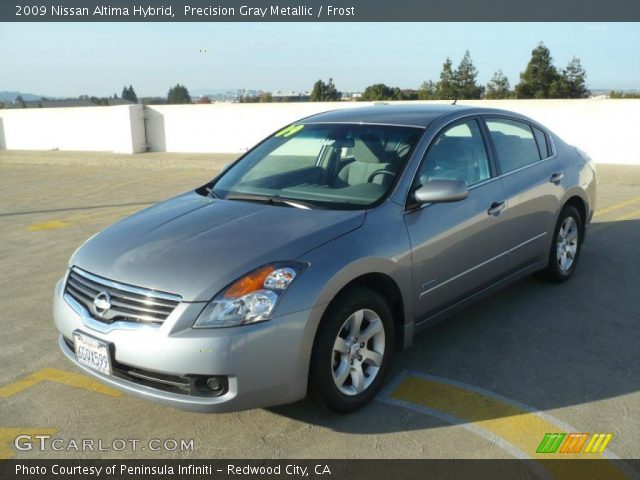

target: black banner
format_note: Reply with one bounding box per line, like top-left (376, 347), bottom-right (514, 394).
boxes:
top-left (2, 459), bottom-right (640, 480)
top-left (3, 0), bottom-right (640, 22)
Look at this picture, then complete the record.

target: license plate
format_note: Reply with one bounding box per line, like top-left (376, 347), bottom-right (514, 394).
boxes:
top-left (73, 331), bottom-right (112, 375)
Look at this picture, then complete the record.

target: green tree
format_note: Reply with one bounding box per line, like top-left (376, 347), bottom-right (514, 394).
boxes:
top-left (360, 83), bottom-right (395, 101)
top-left (259, 92), bottom-right (273, 103)
top-left (359, 84), bottom-right (418, 101)
top-left (454, 51), bottom-right (484, 99)
top-left (390, 87), bottom-right (403, 100)
top-left (436, 58), bottom-right (457, 99)
top-left (560, 57), bottom-right (589, 98)
top-left (121, 85), bottom-right (138, 103)
top-left (16, 95), bottom-right (26, 108)
top-left (238, 95), bottom-right (260, 103)
top-left (515, 43), bottom-right (561, 98)
top-left (167, 84), bottom-right (192, 104)
top-left (310, 78), bottom-right (341, 101)
top-left (418, 80), bottom-right (437, 100)
top-left (128, 85), bottom-right (139, 103)
top-left (142, 97), bottom-right (166, 105)
top-left (609, 90), bottom-right (640, 99)
top-left (395, 88), bottom-right (419, 100)
top-left (485, 70), bottom-right (511, 99)
top-left (548, 77), bottom-right (569, 98)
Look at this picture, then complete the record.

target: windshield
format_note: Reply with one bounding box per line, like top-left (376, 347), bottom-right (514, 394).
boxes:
top-left (211, 123), bottom-right (423, 209)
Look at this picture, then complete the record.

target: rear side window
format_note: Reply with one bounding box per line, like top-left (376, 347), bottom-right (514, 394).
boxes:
top-left (486, 118), bottom-right (541, 173)
top-left (532, 127), bottom-right (551, 159)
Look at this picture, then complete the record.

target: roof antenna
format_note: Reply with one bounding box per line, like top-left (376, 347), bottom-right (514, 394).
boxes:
top-left (452, 98), bottom-right (458, 105)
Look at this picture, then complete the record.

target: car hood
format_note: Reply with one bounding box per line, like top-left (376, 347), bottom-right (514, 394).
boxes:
top-left (71, 191), bottom-right (365, 301)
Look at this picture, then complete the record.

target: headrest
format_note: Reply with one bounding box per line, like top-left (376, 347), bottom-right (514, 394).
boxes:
top-left (352, 133), bottom-right (386, 163)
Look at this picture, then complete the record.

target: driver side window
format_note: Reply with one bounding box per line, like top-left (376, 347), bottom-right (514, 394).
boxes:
top-left (418, 119), bottom-right (491, 187)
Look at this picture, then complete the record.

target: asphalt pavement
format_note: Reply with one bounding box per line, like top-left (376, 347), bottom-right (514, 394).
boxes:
top-left (0, 152), bottom-right (638, 472)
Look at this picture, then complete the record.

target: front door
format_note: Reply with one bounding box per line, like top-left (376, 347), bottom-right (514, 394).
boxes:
top-left (405, 118), bottom-right (512, 323)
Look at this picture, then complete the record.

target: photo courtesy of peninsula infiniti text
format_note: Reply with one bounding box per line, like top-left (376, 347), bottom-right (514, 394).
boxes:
top-left (53, 104), bottom-right (596, 413)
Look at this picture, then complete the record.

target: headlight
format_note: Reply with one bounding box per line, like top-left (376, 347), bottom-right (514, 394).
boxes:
top-left (193, 262), bottom-right (305, 328)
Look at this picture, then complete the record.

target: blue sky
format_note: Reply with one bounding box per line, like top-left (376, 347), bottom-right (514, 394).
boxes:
top-left (1, 22), bottom-right (639, 96)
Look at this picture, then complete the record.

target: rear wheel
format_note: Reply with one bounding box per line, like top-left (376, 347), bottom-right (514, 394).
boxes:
top-left (537, 205), bottom-right (583, 282)
top-left (309, 286), bottom-right (394, 413)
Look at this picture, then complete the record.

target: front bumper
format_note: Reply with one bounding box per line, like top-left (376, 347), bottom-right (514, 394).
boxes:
top-left (53, 277), bottom-right (322, 413)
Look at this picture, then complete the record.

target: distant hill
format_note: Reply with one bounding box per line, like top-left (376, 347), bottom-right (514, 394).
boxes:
top-left (0, 91), bottom-right (47, 102)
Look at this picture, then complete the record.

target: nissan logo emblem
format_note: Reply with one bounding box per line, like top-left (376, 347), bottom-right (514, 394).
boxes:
top-left (93, 291), bottom-right (112, 316)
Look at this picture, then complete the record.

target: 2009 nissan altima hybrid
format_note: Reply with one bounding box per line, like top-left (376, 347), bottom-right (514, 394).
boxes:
top-left (53, 105), bottom-right (596, 413)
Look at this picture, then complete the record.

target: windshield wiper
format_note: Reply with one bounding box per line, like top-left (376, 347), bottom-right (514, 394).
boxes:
top-left (225, 193), bottom-right (318, 210)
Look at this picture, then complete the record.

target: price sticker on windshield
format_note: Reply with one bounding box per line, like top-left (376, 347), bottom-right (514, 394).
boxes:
top-left (274, 124), bottom-right (304, 137)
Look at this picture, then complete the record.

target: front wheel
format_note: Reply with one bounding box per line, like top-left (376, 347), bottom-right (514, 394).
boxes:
top-left (537, 205), bottom-right (583, 282)
top-left (309, 286), bottom-right (394, 413)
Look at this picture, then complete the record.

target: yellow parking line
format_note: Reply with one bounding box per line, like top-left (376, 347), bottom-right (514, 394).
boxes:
top-left (64, 205), bottom-right (145, 224)
top-left (384, 372), bottom-right (631, 479)
top-left (0, 428), bottom-right (58, 459)
top-left (27, 220), bottom-right (69, 231)
top-left (612, 208), bottom-right (640, 222)
top-left (590, 206), bottom-right (640, 234)
top-left (595, 196), bottom-right (640, 217)
top-left (26, 205), bottom-right (146, 231)
top-left (0, 368), bottom-right (121, 398)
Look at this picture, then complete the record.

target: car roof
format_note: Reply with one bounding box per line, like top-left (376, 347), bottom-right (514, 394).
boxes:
top-left (301, 104), bottom-right (481, 129)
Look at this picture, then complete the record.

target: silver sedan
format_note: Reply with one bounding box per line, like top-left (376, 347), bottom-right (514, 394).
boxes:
top-left (53, 105), bottom-right (596, 413)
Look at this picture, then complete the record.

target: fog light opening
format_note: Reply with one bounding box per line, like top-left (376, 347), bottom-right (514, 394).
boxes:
top-left (206, 377), bottom-right (223, 391)
top-left (207, 377), bottom-right (222, 392)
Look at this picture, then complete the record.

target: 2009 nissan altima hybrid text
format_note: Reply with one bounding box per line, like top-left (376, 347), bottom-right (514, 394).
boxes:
top-left (53, 105), bottom-right (596, 413)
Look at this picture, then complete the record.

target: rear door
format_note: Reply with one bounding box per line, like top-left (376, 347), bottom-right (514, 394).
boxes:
top-left (405, 117), bottom-right (513, 323)
top-left (482, 116), bottom-right (563, 270)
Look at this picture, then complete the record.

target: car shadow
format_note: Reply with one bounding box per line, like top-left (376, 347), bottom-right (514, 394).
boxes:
top-left (268, 218), bottom-right (640, 434)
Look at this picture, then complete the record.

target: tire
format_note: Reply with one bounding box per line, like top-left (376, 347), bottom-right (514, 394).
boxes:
top-left (537, 205), bottom-right (583, 283)
top-left (309, 286), bottom-right (394, 413)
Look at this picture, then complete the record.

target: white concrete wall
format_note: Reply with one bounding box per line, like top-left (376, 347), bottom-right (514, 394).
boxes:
top-left (454, 99), bottom-right (640, 166)
top-left (1, 100), bottom-right (638, 164)
top-left (144, 103), bottom-right (365, 153)
top-left (145, 100), bottom-right (640, 165)
top-left (0, 105), bottom-right (144, 154)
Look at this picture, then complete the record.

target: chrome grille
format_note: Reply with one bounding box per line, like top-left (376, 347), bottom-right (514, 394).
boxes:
top-left (64, 268), bottom-right (181, 325)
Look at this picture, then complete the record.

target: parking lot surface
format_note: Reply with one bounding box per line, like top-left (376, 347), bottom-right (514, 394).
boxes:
top-left (0, 152), bottom-right (638, 471)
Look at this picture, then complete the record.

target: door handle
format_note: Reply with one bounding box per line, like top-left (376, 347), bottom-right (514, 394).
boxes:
top-left (550, 172), bottom-right (564, 184)
top-left (488, 201), bottom-right (506, 216)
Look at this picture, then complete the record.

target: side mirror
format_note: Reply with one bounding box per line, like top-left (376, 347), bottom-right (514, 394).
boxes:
top-left (414, 179), bottom-right (468, 204)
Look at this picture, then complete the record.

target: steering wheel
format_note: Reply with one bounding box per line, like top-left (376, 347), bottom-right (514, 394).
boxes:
top-left (367, 169), bottom-right (396, 183)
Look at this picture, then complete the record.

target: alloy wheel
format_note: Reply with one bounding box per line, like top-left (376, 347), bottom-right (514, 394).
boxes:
top-left (331, 308), bottom-right (385, 396)
top-left (556, 216), bottom-right (579, 272)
